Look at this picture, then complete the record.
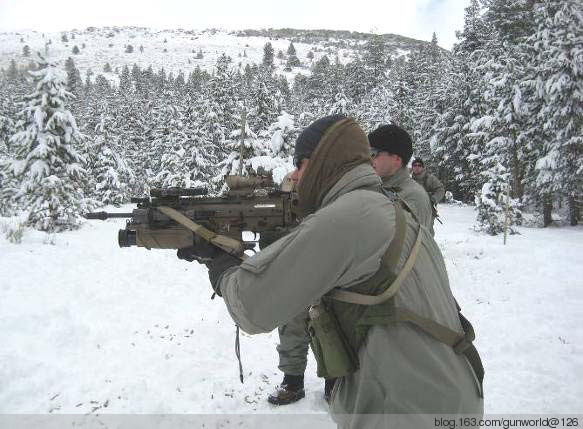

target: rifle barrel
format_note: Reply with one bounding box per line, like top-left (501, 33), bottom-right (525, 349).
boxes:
top-left (84, 212), bottom-right (133, 220)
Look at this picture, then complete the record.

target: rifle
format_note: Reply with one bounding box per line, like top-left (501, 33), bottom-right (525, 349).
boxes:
top-left (432, 204), bottom-right (443, 224)
top-left (85, 174), bottom-right (299, 259)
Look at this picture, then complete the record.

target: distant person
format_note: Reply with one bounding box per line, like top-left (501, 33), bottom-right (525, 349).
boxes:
top-left (368, 124), bottom-right (434, 234)
top-left (411, 158), bottom-right (445, 206)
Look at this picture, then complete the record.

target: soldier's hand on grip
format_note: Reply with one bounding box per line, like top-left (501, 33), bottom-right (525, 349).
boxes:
top-left (176, 235), bottom-right (219, 262)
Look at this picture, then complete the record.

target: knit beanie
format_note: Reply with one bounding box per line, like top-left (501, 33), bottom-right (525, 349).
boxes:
top-left (368, 124), bottom-right (413, 165)
top-left (294, 114), bottom-right (347, 166)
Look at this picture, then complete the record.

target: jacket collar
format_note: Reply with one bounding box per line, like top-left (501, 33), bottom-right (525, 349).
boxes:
top-left (320, 164), bottom-right (381, 209)
top-left (381, 167), bottom-right (410, 189)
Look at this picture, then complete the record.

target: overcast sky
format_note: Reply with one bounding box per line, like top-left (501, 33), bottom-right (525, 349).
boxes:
top-left (0, 0), bottom-right (468, 49)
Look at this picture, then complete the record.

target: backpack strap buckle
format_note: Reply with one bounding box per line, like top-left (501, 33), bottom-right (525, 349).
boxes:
top-left (453, 337), bottom-right (472, 354)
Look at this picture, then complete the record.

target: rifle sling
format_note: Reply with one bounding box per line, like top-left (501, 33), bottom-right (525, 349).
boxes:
top-left (158, 206), bottom-right (247, 260)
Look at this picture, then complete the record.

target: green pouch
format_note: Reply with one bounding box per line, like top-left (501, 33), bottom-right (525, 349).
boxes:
top-left (307, 303), bottom-right (359, 378)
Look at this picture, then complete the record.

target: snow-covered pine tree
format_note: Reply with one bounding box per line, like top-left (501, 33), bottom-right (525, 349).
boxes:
top-left (356, 84), bottom-right (394, 132)
top-left (362, 35), bottom-right (387, 92)
top-left (474, 161), bottom-right (521, 235)
top-left (410, 33), bottom-right (448, 162)
top-left (262, 42), bottom-right (274, 69)
top-left (249, 67), bottom-right (280, 133)
top-left (88, 112), bottom-right (131, 206)
top-left (475, 0), bottom-right (536, 200)
top-left (209, 54), bottom-right (240, 135)
top-left (64, 57), bottom-right (82, 96)
top-left (151, 102), bottom-right (190, 188)
top-left (9, 55), bottom-right (90, 232)
top-left (183, 97), bottom-right (215, 189)
top-left (264, 111), bottom-right (297, 184)
top-left (430, 2), bottom-right (490, 202)
top-left (531, 0), bottom-right (583, 226)
top-left (344, 57), bottom-right (369, 105)
top-left (286, 42), bottom-right (301, 69)
top-left (0, 83), bottom-right (16, 215)
top-left (216, 116), bottom-right (262, 180)
top-left (386, 61), bottom-right (417, 137)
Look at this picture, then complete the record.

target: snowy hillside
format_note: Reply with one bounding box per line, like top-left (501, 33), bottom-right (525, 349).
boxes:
top-left (0, 27), bottom-right (418, 83)
top-left (1, 204), bottom-right (582, 424)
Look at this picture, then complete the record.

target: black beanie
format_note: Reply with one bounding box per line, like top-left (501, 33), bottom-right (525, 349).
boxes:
top-left (294, 114), bottom-right (347, 165)
top-left (412, 157), bottom-right (424, 167)
top-left (368, 124), bottom-right (413, 165)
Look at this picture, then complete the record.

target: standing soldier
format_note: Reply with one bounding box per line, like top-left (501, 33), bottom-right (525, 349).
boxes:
top-left (411, 158), bottom-right (445, 206)
top-left (368, 125), bottom-right (434, 234)
top-left (265, 123), bottom-right (437, 406)
top-left (179, 115), bottom-right (484, 427)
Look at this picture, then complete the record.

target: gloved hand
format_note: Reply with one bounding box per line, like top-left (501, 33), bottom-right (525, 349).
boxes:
top-left (177, 236), bottom-right (241, 296)
top-left (177, 235), bottom-right (219, 262)
top-left (259, 227), bottom-right (291, 250)
top-left (206, 252), bottom-right (241, 296)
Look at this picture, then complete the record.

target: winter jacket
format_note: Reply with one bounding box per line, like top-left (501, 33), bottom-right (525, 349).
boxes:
top-left (412, 170), bottom-right (445, 204)
top-left (217, 163), bottom-right (483, 427)
top-left (382, 167), bottom-right (434, 235)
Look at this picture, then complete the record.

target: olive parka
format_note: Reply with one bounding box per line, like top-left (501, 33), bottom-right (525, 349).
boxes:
top-left (382, 167), bottom-right (434, 235)
top-left (216, 163), bottom-right (483, 427)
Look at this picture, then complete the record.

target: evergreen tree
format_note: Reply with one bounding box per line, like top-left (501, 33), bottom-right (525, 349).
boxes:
top-left (430, 1), bottom-right (491, 202)
top-left (262, 42), bottom-right (274, 69)
top-left (249, 68), bottom-right (280, 132)
top-left (531, 0), bottom-right (583, 226)
top-left (151, 103), bottom-right (191, 188)
top-left (22, 45), bottom-right (31, 57)
top-left (362, 35), bottom-right (387, 91)
top-left (72, 45), bottom-right (80, 55)
top-left (217, 117), bottom-right (262, 179)
top-left (208, 54), bottom-right (240, 134)
top-left (357, 84), bottom-right (395, 131)
top-left (286, 42), bottom-right (301, 69)
top-left (89, 113), bottom-right (130, 206)
top-left (474, 161), bottom-right (521, 235)
top-left (0, 84), bottom-right (16, 215)
top-left (64, 57), bottom-right (82, 96)
top-left (9, 55), bottom-right (89, 232)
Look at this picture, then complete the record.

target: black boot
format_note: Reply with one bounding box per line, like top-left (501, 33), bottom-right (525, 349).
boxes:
top-left (267, 374), bottom-right (305, 405)
top-left (324, 377), bottom-right (337, 403)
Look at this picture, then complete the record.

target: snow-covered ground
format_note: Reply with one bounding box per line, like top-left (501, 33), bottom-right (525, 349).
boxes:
top-left (1, 205), bottom-right (582, 422)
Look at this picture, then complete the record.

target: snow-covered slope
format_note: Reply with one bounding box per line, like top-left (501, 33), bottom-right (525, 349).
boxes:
top-left (0, 27), bottom-right (417, 84)
top-left (1, 205), bottom-right (582, 421)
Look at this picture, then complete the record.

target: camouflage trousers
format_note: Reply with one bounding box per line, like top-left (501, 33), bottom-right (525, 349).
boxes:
top-left (277, 308), bottom-right (311, 376)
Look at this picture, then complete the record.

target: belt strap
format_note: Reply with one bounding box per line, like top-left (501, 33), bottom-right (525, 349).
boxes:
top-left (389, 306), bottom-right (484, 397)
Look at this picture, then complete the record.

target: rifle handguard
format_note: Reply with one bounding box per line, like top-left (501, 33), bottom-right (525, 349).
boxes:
top-left (157, 206), bottom-right (248, 260)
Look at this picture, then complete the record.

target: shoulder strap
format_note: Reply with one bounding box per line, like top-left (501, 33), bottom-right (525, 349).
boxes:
top-left (381, 185), bottom-right (421, 225)
top-left (327, 203), bottom-right (422, 306)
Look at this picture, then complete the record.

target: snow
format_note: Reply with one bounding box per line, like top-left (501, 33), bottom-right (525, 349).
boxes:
top-left (0, 29), bottom-right (335, 85)
top-left (1, 204), bottom-right (582, 420)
